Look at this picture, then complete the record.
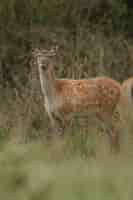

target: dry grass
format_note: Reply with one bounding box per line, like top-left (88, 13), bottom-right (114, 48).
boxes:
top-left (0, 87), bottom-right (132, 199)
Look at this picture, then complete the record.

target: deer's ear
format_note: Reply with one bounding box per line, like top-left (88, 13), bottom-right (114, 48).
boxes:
top-left (50, 46), bottom-right (59, 56)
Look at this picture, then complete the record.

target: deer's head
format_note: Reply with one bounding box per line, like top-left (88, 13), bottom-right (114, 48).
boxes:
top-left (32, 46), bottom-right (58, 71)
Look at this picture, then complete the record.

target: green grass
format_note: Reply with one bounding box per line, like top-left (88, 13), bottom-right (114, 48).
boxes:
top-left (0, 107), bottom-right (132, 200)
top-left (0, 128), bottom-right (133, 200)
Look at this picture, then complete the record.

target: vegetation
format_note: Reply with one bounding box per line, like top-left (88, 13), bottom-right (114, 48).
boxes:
top-left (0, 0), bottom-right (133, 90)
top-left (0, 125), bottom-right (133, 200)
top-left (0, 1), bottom-right (133, 198)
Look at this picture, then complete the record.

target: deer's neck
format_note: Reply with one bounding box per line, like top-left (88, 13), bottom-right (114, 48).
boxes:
top-left (38, 66), bottom-right (58, 105)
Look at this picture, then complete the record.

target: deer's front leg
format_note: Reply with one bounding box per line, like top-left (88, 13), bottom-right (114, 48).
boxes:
top-left (47, 111), bottom-right (67, 137)
top-left (52, 112), bottom-right (70, 136)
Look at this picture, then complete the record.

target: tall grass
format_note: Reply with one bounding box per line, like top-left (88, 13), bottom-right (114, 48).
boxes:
top-left (0, 94), bottom-right (132, 199)
top-left (0, 135), bottom-right (133, 200)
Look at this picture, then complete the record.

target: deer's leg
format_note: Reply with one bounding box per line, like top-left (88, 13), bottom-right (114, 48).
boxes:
top-left (104, 116), bottom-right (120, 153)
top-left (99, 111), bottom-right (120, 153)
top-left (52, 112), bottom-right (71, 136)
top-left (47, 111), bottom-right (67, 137)
top-left (48, 117), bottom-right (60, 136)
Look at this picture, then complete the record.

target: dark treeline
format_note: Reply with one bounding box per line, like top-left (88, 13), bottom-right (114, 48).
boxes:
top-left (0, 0), bottom-right (133, 91)
top-left (0, 0), bottom-right (132, 32)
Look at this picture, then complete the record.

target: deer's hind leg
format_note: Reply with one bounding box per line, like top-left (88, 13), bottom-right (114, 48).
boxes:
top-left (105, 121), bottom-right (120, 153)
top-left (100, 111), bottom-right (120, 153)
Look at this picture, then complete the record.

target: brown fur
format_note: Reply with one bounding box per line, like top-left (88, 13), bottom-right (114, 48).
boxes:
top-left (55, 78), bottom-right (120, 117)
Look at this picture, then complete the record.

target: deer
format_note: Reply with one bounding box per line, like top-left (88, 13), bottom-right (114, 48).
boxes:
top-left (121, 77), bottom-right (133, 104)
top-left (120, 77), bottom-right (133, 123)
top-left (31, 47), bottom-right (121, 153)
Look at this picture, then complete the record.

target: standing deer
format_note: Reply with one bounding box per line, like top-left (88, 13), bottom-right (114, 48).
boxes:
top-left (32, 47), bottom-right (121, 152)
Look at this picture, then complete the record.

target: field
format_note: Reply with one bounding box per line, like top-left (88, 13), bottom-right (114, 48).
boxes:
top-left (0, 105), bottom-right (133, 200)
top-left (1, 0), bottom-right (133, 199)
top-left (0, 34), bottom-right (133, 198)
top-left (0, 21), bottom-right (133, 200)
top-left (0, 83), bottom-right (133, 200)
